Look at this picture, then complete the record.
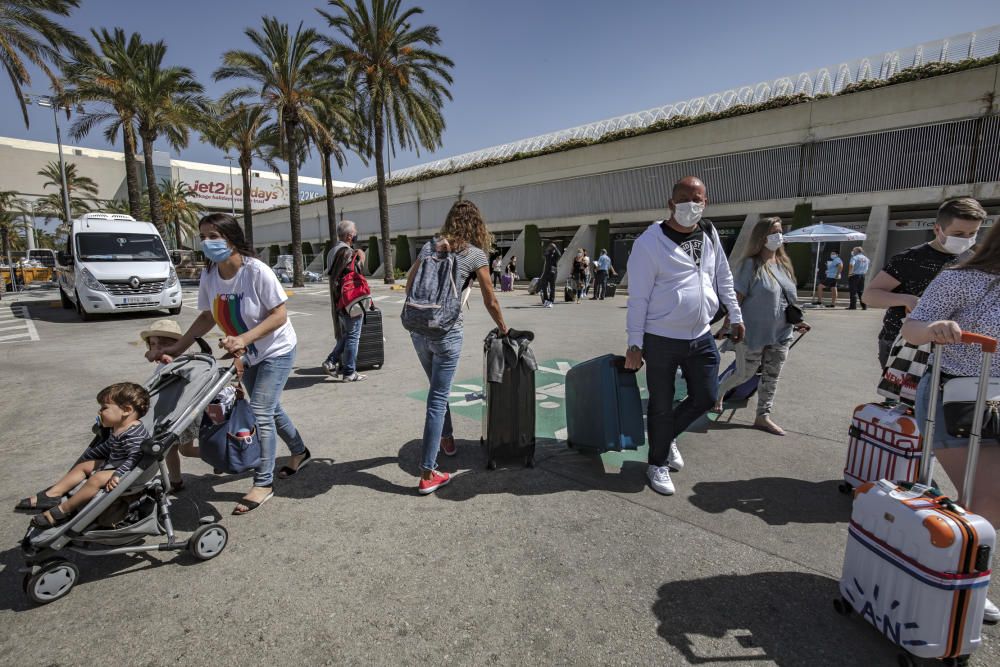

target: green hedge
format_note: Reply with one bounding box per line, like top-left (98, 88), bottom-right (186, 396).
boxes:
top-left (594, 219), bottom-right (611, 259)
top-left (301, 241), bottom-right (313, 257)
top-left (367, 236), bottom-right (380, 274)
top-left (523, 224), bottom-right (542, 279)
top-left (394, 235), bottom-right (412, 272)
top-left (788, 203), bottom-right (814, 288)
top-left (267, 244), bottom-right (280, 262)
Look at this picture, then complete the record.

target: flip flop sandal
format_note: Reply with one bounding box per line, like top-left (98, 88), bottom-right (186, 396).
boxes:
top-left (232, 491), bottom-right (274, 516)
top-left (15, 492), bottom-right (61, 511)
top-left (277, 448), bottom-right (312, 479)
top-left (31, 506), bottom-right (71, 528)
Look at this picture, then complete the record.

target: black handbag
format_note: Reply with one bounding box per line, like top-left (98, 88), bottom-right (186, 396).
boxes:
top-left (780, 283), bottom-right (804, 325)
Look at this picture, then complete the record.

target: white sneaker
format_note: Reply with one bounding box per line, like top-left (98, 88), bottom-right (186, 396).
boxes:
top-left (544, 301), bottom-right (554, 309)
top-left (322, 360), bottom-right (339, 377)
top-left (985, 597), bottom-right (1000, 624)
top-left (667, 440), bottom-right (684, 471)
top-left (647, 465), bottom-right (675, 495)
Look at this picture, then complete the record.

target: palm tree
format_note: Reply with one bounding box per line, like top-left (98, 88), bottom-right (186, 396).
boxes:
top-left (132, 40), bottom-right (206, 232)
top-left (320, 0), bottom-right (454, 283)
top-left (0, 0), bottom-right (85, 127)
top-left (61, 28), bottom-right (145, 219)
top-left (35, 161), bottom-right (99, 234)
top-left (158, 179), bottom-right (205, 249)
top-left (202, 101), bottom-right (274, 248)
top-left (215, 17), bottom-right (335, 286)
top-left (308, 80), bottom-right (363, 243)
top-left (0, 191), bottom-right (28, 261)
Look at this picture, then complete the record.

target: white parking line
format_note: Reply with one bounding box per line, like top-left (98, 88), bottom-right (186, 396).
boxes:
top-left (0, 305), bottom-right (39, 344)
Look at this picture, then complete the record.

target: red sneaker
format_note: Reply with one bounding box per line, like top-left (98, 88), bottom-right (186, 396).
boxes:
top-left (440, 436), bottom-right (457, 457)
top-left (418, 470), bottom-right (451, 495)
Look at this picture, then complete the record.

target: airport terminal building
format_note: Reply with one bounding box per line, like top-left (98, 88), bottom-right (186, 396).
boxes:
top-left (249, 26), bottom-right (1000, 284)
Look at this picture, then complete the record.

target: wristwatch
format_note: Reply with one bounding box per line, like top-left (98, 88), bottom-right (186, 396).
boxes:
top-left (628, 345), bottom-right (642, 353)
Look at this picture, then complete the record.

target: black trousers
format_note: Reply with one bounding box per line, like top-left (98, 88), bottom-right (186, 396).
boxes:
top-left (595, 270), bottom-right (609, 299)
top-left (537, 270), bottom-right (556, 303)
top-left (848, 274), bottom-right (866, 309)
top-left (492, 270), bottom-right (501, 288)
top-left (644, 332), bottom-right (720, 467)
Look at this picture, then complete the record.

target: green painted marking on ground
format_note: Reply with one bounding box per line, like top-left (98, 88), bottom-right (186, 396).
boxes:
top-left (407, 358), bottom-right (707, 470)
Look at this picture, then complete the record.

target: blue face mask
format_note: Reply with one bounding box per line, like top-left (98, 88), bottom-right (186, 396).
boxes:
top-left (201, 239), bottom-right (233, 263)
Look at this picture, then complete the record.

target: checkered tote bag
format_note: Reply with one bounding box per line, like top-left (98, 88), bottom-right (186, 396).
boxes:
top-left (877, 334), bottom-right (932, 405)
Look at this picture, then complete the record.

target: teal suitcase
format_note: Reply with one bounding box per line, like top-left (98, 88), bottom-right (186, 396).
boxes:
top-left (565, 354), bottom-right (645, 452)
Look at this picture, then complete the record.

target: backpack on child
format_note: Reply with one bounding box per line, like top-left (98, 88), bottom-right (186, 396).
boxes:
top-left (402, 239), bottom-right (466, 339)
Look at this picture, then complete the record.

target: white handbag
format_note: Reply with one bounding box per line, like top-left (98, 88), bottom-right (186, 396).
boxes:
top-left (942, 376), bottom-right (1000, 438)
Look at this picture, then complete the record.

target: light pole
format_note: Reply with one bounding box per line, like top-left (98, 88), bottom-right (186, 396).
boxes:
top-left (224, 155), bottom-right (236, 215)
top-left (28, 95), bottom-right (74, 227)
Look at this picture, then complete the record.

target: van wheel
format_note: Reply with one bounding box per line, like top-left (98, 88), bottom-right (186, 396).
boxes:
top-left (59, 287), bottom-right (73, 309)
top-left (75, 293), bottom-right (92, 322)
top-left (168, 306), bottom-right (182, 315)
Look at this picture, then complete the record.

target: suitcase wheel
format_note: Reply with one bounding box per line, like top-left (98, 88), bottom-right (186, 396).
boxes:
top-left (833, 598), bottom-right (852, 617)
top-left (837, 482), bottom-right (853, 495)
top-left (897, 654), bottom-right (916, 667)
top-left (486, 459), bottom-right (496, 471)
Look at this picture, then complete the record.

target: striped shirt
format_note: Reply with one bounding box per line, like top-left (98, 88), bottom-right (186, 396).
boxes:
top-left (418, 241), bottom-right (489, 323)
top-left (80, 422), bottom-right (149, 477)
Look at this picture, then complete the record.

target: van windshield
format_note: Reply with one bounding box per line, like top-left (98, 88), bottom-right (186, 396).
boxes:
top-left (76, 233), bottom-right (168, 262)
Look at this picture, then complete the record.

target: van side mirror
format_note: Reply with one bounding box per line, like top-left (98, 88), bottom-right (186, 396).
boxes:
top-left (58, 251), bottom-right (74, 266)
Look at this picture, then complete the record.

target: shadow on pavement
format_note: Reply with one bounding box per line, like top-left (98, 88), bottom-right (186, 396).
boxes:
top-left (391, 439), bottom-right (649, 501)
top-left (273, 457), bottom-right (412, 498)
top-left (687, 478), bottom-right (850, 526)
top-left (653, 572), bottom-right (897, 664)
top-left (0, 494), bottom-right (225, 612)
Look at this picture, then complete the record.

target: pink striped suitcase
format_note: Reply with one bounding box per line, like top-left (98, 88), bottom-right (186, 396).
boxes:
top-left (836, 333), bottom-right (997, 665)
top-left (840, 403), bottom-right (922, 494)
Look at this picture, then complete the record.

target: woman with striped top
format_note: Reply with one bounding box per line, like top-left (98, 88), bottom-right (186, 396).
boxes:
top-left (408, 200), bottom-right (509, 494)
top-left (148, 213), bottom-right (310, 515)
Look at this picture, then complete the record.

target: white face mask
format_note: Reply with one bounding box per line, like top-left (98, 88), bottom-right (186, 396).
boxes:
top-left (672, 201), bottom-right (704, 229)
top-left (764, 233), bottom-right (783, 251)
top-left (940, 233), bottom-right (977, 255)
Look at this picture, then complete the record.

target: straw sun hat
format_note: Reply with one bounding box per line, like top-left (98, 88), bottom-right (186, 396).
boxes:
top-left (139, 319), bottom-right (184, 342)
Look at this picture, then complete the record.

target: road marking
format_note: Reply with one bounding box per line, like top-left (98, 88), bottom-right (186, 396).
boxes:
top-left (536, 361), bottom-right (573, 376)
top-left (0, 305), bottom-right (39, 344)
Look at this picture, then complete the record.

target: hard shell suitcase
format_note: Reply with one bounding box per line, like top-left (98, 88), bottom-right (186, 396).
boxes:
top-left (480, 331), bottom-right (536, 469)
top-left (355, 306), bottom-right (384, 371)
top-left (501, 273), bottom-right (513, 292)
top-left (564, 278), bottom-right (577, 302)
top-left (840, 402), bottom-right (921, 493)
top-left (836, 332), bottom-right (997, 664)
top-left (605, 282), bottom-right (617, 298)
top-left (528, 277), bottom-right (540, 295)
top-left (565, 354), bottom-right (645, 452)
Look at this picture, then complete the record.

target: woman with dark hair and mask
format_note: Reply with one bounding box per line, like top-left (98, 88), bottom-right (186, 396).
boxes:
top-left (147, 213), bottom-right (310, 515)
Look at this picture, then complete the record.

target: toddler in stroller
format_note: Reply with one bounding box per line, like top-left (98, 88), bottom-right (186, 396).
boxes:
top-left (17, 352), bottom-right (237, 604)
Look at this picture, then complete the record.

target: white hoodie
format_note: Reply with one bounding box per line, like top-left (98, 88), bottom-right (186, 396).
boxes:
top-left (626, 220), bottom-right (743, 348)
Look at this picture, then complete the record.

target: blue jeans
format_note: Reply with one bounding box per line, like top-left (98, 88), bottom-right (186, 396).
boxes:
top-left (411, 327), bottom-right (464, 471)
top-left (643, 331), bottom-right (720, 467)
top-left (326, 312), bottom-right (363, 377)
top-left (242, 347), bottom-right (306, 486)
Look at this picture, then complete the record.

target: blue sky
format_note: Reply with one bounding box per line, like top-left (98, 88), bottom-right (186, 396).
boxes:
top-left (3, 0), bottom-right (999, 183)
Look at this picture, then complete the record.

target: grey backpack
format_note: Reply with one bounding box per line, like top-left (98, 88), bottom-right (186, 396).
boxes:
top-left (401, 243), bottom-right (464, 339)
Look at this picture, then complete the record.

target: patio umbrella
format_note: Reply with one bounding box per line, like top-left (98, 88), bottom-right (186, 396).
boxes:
top-left (783, 223), bottom-right (867, 300)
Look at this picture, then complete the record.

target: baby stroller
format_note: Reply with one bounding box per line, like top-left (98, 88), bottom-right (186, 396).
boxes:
top-left (19, 351), bottom-right (238, 604)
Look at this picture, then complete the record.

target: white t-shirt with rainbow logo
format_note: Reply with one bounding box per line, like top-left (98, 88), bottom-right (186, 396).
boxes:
top-left (197, 257), bottom-right (297, 365)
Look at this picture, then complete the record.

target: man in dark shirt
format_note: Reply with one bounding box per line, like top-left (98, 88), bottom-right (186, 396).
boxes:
top-left (537, 242), bottom-right (561, 308)
top-left (864, 197), bottom-right (986, 368)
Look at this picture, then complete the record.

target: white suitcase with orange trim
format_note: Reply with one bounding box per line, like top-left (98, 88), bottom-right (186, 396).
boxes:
top-left (841, 403), bottom-right (923, 493)
top-left (836, 333), bottom-right (998, 664)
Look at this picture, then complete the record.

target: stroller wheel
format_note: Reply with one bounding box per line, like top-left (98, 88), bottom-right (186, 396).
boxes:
top-left (25, 559), bottom-right (79, 605)
top-left (188, 524), bottom-right (228, 561)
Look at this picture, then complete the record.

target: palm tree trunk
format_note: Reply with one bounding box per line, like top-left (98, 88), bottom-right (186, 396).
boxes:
top-left (374, 111), bottom-right (393, 285)
top-left (240, 158), bottom-right (254, 249)
top-left (141, 134), bottom-right (164, 231)
top-left (173, 219), bottom-right (182, 250)
top-left (123, 122), bottom-right (143, 220)
top-left (285, 119), bottom-right (303, 287)
top-left (322, 151), bottom-right (337, 242)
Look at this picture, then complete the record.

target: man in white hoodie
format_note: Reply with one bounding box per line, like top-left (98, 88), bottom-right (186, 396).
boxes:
top-left (624, 176), bottom-right (744, 495)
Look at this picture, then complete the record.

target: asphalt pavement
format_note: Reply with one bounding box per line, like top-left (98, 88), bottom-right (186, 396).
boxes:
top-left (0, 282), bottom-right (996, 666)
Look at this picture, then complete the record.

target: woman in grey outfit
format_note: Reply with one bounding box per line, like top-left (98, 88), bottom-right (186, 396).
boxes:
top-left (713, 217), bottom-right (811, 435)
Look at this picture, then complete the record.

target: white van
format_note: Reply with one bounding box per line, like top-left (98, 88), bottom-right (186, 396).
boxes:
top-left (57, 213), bottom-right (183, 320)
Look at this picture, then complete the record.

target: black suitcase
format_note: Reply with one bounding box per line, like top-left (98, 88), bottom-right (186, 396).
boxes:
top-left (355, 306), bottom-right (384, 371)
top-left (564, 278), bottom-right (577, 302)
top-left (605, 282), bottom-right (617, 298)
top-left (480, 332), bottom-right (536, 469)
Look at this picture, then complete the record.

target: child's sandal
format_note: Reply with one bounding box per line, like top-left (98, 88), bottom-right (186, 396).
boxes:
top-left (15, 492), bottom-right (60, 512)
top-left (31, 506), bottom-right (71, 528)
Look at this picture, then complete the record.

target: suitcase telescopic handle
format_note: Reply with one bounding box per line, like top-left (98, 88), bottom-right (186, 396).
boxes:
top-left (918, 331), bottom-right (997, 509)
